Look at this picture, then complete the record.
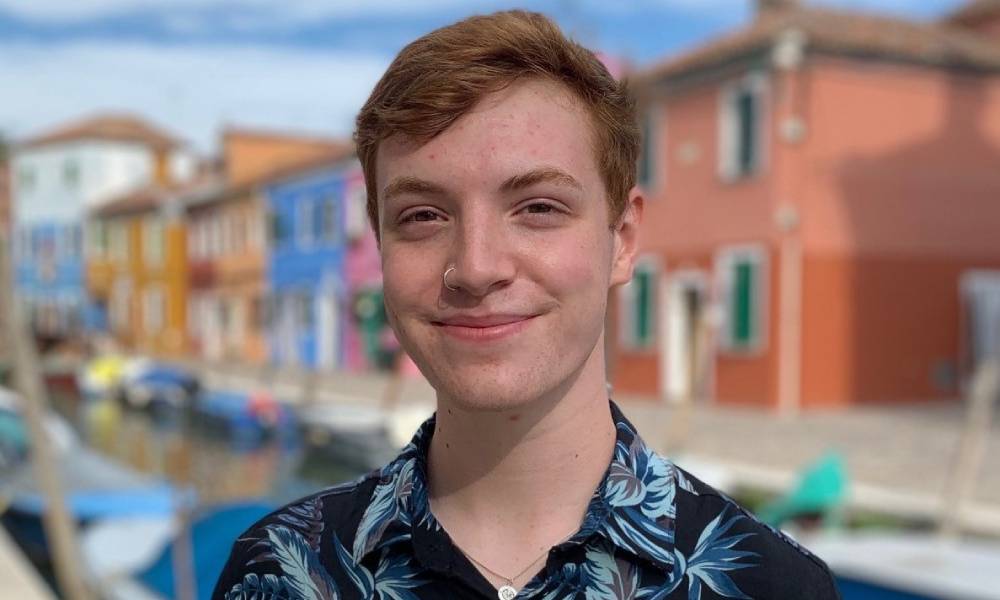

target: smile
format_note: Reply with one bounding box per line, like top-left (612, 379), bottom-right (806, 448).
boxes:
top-left (432, 314), bottom-right (537, 343)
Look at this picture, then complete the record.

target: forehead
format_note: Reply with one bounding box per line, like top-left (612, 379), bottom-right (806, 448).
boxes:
top-left (375, 78), bottom-right (601, 196)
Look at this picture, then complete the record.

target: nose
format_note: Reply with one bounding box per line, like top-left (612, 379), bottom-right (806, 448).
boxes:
top-left (446, 212), bottom-right (515, 297)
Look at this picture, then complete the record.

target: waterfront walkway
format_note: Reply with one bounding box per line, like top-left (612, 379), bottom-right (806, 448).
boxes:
top-left (187, 361), bottom-right (1000, 537)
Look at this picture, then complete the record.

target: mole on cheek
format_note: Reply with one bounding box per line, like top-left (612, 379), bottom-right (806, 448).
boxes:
top-left (508, 415), bottom-right (520, 422)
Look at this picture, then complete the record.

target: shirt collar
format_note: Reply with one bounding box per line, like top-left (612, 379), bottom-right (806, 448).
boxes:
top-left (352, 400), bottom-right (678, 574)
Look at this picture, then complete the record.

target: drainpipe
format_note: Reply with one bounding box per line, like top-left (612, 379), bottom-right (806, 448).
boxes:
top-left (773, 28), bottom-right (807, 417)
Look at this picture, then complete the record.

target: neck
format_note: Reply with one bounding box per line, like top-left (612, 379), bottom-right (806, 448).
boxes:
top-left (426, 342), bottom-right (616, 546)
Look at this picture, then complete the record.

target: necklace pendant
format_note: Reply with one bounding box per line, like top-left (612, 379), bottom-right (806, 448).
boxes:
top-left (498, 585), bottom-right (517, 600)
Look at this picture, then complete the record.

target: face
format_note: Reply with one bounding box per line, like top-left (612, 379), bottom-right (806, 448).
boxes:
top-left (376, 78), bottom-right (642, 411)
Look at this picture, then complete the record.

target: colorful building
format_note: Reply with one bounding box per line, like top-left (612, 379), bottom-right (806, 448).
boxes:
top-left (86, 180), bottom-right (211, 357)
top-left (612, 0), bottom-right (1000, 410)
top-left (264, 158), bottom-right (361, 370)
top-left (10, 113), bottom-right (194, 338)
top-left (185, 129), bottom-right (348, 365)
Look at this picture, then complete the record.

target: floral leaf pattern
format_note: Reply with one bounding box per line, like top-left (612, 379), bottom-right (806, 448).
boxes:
top-left (214, 402), bottom-right (834, 600)
top-left (224, 573), bottom-right (298, 599)
top-left (265, 527), bottom-right (338, 600)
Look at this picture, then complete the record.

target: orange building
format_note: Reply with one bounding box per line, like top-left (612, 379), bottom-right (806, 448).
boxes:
top-left (612, 0), bottom-right (1000, 410)
top-left (185, 129), bottom-right (348, 365)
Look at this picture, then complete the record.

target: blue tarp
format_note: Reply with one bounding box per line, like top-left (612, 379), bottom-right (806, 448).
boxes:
top-left (138, 501), bottom-right (275, 600)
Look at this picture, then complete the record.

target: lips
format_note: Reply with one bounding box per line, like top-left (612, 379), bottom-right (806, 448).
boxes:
top-left (432, 313), bottom-right (537, 342)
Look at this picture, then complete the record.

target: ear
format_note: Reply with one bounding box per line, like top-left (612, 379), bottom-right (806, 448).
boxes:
top-left (610, 187), bottom-right (644, 287)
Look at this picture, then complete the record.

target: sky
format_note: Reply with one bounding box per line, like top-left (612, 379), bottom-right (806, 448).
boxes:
top-left (0, 0), bottom-right (969, 154)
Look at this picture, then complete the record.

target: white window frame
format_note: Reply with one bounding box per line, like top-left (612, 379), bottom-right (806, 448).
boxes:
top-left (715, 244), bottom-right (769, 354)
top-left (718, 72), bottom-right (769, 182)
top-left (618, 255), bottom-right (661, 351)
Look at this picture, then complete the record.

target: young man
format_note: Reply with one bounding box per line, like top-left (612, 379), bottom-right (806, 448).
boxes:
top-left (214, 11), bottom-right (840, 600)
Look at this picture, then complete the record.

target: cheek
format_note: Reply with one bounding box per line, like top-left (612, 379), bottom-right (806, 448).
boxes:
top-left (381, 250), bottom-right (436, 315)
top-left (532, 229), bottom-right (613, 296)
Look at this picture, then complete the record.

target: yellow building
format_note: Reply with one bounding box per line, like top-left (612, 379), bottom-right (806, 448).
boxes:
top-left (86, 183), bottom-right (203, 357)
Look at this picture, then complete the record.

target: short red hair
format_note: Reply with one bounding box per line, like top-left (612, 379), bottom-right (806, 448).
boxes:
top-left (354, 10), bottom-right (639, 238)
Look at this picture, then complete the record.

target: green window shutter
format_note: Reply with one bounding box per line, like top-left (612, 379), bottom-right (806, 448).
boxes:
top-left (731, 260), bottom-right (755, 347)
top-left (737, 90), bottom-right (756, 175)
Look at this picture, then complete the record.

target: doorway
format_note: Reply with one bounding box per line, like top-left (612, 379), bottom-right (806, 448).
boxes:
top-left (663, 271), bottom-right (710, 403)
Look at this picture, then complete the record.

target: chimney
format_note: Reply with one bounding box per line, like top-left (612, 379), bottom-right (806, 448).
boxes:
top-left (756, 0), bottom-right (799, 18)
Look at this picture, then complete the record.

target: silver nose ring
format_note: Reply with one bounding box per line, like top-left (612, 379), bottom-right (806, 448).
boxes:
top-left (443, 266), bottom-right (458, 291)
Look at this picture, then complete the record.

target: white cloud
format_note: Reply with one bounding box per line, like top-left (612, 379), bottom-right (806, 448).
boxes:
top-left (0, 41), bottom-right (390, 153)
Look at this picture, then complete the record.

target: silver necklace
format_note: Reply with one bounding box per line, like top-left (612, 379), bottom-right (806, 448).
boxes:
top-left (455, 531), bottom-right (576, 600)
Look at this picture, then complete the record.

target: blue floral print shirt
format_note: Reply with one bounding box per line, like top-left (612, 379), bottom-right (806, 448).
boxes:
top-left (213, 401), bottom-right (841, 599)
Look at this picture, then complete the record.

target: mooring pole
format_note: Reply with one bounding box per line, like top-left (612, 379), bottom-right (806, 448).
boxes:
top-left (0, 232), bottom-right (94, 599)
top-left (940, 358), bottom-right (1000, 539)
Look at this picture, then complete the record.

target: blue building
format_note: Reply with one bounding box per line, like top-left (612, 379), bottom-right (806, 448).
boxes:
top-left (264, 158), bottom-right (358, 370)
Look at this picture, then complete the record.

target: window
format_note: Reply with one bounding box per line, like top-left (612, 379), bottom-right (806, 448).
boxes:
top-left (64, 224), bottom-right (81, 259)
top-left (87, 221), bottom-right (108, 259)
top-left (637, 110), bottom-right (659, 190)
top-left (18, 227), bottom-right (35, 261)
top-left (270, 211), bottom-right (289, 247)
top-left (18, 166), bottom-right (35, 193)
top-left (210, 215), bottom-right (223, 257)
top-left (63, 160), bottom-right (80, 189)
top-left (110, 222), bottom-right (128, 262)
top-left (297, 200), bottom-right (314, 248)
top-left (143, 218), bottom-right (164, 265)
top-left (619, 259), bottom-right (658, 350)
top-left (719, 74), bottom-right (766, 181)
top-left (717, 245), bottom-right (768, 353)
top-left (143, 285), bottom-right (164, 333)
top-left (319, 197), bottom-right (338, 243)
top-left (110, 278), bottom-right (131, 331)
top-left (296, 292), bottom-right (314, 329)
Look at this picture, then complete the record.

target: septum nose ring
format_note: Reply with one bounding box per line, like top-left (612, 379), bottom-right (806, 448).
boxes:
top-left (443, 266), bottom-right (458, 291)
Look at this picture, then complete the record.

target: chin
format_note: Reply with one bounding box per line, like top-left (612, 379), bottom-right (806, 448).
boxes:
top-left (425, 359), bottom-right (559, 413)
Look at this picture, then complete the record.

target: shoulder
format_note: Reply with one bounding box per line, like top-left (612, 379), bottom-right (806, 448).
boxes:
top-left (672, 464), bottom-right (842, 600)
top-left (210, 470), bottom-right (381, 599)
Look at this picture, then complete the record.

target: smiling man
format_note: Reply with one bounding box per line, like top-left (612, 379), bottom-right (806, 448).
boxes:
top-left (214, 11), bottom-right (840, 600)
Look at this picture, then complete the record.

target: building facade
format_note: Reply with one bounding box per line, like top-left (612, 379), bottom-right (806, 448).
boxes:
top-left (87, 183), bottom-right (202, 357)
top-left (10, 114), bottom-right (193, 338)
top-left (185, 129), bottom-right (348, 365)
top-left (612, 0), bottom-right (1000, 409)
top-left (265, 160), bottom-right (353, 370)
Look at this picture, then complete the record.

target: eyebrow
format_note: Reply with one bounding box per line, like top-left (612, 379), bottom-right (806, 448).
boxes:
top-left (382, 176), bottom-right (448, 204)
top-left (499, 167), bottom-right (583, 193)
top-left (381, 167), bottom-right (583, 205)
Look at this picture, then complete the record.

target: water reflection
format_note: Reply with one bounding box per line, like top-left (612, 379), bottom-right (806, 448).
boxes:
top-left (70, 397), bottom-right (364, 508)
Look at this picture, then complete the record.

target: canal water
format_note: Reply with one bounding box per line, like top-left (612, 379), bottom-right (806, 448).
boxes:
top-left (60, 395), bottom-right (367, 510)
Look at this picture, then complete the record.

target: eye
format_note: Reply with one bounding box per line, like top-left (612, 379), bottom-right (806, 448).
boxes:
top-left (523, 203), bottom-right (556, 214)
top-left (400, 209), bottom-right (442, 223)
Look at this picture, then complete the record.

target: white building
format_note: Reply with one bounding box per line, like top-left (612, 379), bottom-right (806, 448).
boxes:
top-left (10, 113), bottom-right (195, 336)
